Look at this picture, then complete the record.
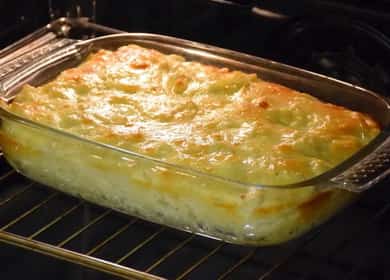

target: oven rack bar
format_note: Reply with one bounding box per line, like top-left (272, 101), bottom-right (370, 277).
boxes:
top-left (0, 230), bottom-right (164, 280)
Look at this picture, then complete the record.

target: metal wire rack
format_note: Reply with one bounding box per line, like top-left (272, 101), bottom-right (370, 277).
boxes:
top-left (0, 152), bottom-right (389, 280)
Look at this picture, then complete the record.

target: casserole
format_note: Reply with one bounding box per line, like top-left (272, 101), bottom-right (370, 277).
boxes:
top-left (0, 33), bottom-right (388, 246)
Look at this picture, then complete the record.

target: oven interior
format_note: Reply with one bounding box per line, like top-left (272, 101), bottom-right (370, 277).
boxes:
top-left (0, 1), bottom-right (390, 279)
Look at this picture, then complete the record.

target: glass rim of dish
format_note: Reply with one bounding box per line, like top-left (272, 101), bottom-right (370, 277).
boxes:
top-left (0, 32), bottom-right (389, 192)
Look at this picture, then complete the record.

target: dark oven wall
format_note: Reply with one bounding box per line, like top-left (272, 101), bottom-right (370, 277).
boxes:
top-left (0, 1), bottom-right (49, 48)
top-left (1, 0), bottom-right (390, 96)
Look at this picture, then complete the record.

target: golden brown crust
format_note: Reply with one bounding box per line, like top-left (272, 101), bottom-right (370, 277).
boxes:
top-left (7, 44), bottom-right (380, 186)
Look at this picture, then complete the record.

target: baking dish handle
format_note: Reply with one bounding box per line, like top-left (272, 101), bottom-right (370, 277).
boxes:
top-left (330, 135), bottom-right (390, 192)
top-left (0, 38), bottom-right (84, 102)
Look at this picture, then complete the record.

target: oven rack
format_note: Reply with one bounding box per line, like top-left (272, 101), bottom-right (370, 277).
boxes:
top-left (0, 153), bottom-right (389, 280)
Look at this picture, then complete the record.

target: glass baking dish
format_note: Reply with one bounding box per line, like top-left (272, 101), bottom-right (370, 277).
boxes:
top-left (0, 25), bottom-right (388, 246)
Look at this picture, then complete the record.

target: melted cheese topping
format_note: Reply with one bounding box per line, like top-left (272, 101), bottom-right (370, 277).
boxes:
top-left (8, 44), bottom-right (380, 185)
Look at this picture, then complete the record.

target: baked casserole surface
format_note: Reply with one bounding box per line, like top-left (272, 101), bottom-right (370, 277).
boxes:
top-left (0, 44), bottom-right (380, 245)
